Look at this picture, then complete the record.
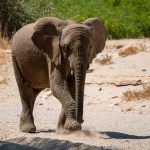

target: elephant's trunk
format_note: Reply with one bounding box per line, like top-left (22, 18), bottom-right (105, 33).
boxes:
top-left (74, 54), bottom-right (87, 123)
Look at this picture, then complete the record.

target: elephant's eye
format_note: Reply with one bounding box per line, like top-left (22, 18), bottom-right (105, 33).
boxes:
top-left (63, 44), bottom-right (70, 58)
top-left (63, 44), bottom-right (68, 53)
top-left (89, 44), bottom-right (92, 49)
top-left (64, 44), bottom-right (67, 48)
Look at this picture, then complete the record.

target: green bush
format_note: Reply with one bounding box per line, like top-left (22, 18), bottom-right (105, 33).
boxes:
top-left (52, 0), bottom-right (150, 39)
top-left (1, 0), bottom-right (150, 39)
top-left (0, 0), bottom-right (32, 39)
top-left (20, 0), bottom-right (54, 20)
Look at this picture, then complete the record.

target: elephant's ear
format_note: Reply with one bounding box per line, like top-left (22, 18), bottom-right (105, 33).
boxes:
top-left (32, 17), bottom-right (66, 66)
top-left (82, 18), bottom-right (107, 64)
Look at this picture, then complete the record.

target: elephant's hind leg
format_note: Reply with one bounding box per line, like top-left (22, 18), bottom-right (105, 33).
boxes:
top-left (19, 87), bottom-right (41, 133)
top-left (12, 55), bottom-right (41, 133)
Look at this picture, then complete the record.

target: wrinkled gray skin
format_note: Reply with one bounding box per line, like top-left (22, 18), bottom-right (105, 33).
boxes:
top-left (11, 17), bottom-right (107, 133)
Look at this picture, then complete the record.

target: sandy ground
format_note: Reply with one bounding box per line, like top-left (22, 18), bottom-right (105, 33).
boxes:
top-left (0, 39), bottom-right (150, 150)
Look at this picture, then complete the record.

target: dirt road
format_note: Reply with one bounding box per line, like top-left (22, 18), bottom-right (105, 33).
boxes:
top-left (0, 39), bottom-right (150, 150)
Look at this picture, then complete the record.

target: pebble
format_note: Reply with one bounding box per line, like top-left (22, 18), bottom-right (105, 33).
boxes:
top-left (141, 69), bottom-right (146, 72)
top-left (116, 45), bottom-right (123, 49)
top-left (39, 103), bottom-right (43, 105)
top-left (111, 96), bottom-right (118, 99)
top-left (140, 104), bottom-right (146, 107)
top-left (114, 103), bottom-right (119, 106)
top-left (99, 88), bottom-right (102, 91)
top-left (47, 92), bottom-right (52, 97)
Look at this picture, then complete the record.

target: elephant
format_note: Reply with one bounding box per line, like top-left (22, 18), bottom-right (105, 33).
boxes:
top-left (11, 17), bottom-right (107, 133)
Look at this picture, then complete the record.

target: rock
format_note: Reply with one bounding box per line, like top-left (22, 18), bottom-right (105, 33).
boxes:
top-left (86, 75), bottom-right (150, 86)
top-left (141, 69), bottom-right (146, 72)
top-left (111, 96), bottom-right (118, 99)
top-left (47, 92), bottom-right (52, 97)
top-left (140, 104), bottom-right (146, 107)
top-left (114, 103), bottom-right (119, 106)
top-left (116, 45), bottom-right (123, 49)
top-left (99, 88), bottom-right (102, 91)
top-left (39, 103), bottom-right (43, 105)
top-left (87, 69), bottom-right (94, 73)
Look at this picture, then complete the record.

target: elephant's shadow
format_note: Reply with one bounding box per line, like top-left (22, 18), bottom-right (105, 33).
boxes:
top-left (38, 129), bottom-right (55, 133)
top-left (100, 131), bottom-right (150, 139)
top-left (38, 129), bottom-right (150, 140)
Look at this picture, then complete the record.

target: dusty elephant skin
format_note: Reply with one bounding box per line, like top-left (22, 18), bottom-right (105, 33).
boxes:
top-left (11, 17), bottom-right (107, 133)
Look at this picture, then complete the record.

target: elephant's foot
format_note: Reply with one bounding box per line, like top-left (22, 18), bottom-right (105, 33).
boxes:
top-left (20, 116), bottom-right (36, 133)
top-left (77, 118), bottom-right (84, 124)
top-left (57, 123), bottom-right (64, 131)
top-left (20, 122), bottom-right (36, 133)
top-left (64, 118), bottom-right (81, 131)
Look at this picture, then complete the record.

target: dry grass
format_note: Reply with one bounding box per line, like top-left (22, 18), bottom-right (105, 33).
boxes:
top-left (118, 45), bottom-right (145, 57)
top-left (94, 54), bottom-right (113, 65)
top-left (0, 34), bottom-right (10, 50)
top-left (122, 85), bottom-right (150, 101)
top-left (0, 75), bottom-right (7, 84)
top-left (0, 41), bottom-right (10, 84)
top-left (0, 51), bottom-right (6, 62)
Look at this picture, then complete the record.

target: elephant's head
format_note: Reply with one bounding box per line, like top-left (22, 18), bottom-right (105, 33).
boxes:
top-left (31, 17), bottom-right (107, 123)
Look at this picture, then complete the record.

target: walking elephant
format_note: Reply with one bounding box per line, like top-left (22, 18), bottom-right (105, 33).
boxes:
top-left (11, 17), bottom-right (107, 133)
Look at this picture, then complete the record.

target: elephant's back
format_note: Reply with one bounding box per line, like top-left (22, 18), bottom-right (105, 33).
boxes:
top-left (11, 23), bottom-right (50, 89)
top-left (12, 23), bottom-right (36, 53)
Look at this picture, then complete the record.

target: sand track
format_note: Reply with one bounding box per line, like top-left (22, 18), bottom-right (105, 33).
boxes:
top-left (0, 39), bottom-right (150, 150)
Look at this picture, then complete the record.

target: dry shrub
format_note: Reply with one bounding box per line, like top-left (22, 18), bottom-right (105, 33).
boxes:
top-left (94, 54), bottom-right (112, 65)
top-left (122, 85), bottom-right (150, 101)
top-left (0, 51), bottom-right (6, 62)
top-left (0, 50), bottom-right (7, 72)
top-left (0, 48), bottom-right (10, 85)
top-left (0, 75), bottom-right (7, 84)
top-left (118, 45), bottom-right (144, 57)
top-left (0, 34), bottom-right (10, 50)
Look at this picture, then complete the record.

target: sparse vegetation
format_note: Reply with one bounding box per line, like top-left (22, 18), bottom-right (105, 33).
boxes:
top-left (0, 34), bottom-right (9, 49)
top-left (0, 0), bottom-right (32, 39)
top-left (94, 54), bottom-right (113, 65)
top-left (0, 49), bottom-right (8, 84)
top-left (52, 0), bottom-right (150, 39)
top-left (122, 85), bottom-right (150, 101)
top-left (0, 52), bottom-right (5, 64)
top-left (0, 76), bottom-right (7, 84)
top-left (118, 45), bottom-right (145, 57)
top-left (118, 46), bottom-right (139, 57)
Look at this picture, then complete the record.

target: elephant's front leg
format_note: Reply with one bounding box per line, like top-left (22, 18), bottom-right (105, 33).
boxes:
top-left (50, 69), bottom-right (81, 131)
top-left (57, 107), bottom-right (66, 130)
top-left (57, 75), bottom-right (75, 130)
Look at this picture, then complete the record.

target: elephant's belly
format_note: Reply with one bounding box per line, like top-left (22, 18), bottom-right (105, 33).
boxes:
top-left (19, 58), bottom-right (50, 89)
top-left (30, 82), bottom-right (50, 89)
top-left (23, 68), bottom-right (50, 89)
top-left (29, 75), bottom-right (50, 89)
